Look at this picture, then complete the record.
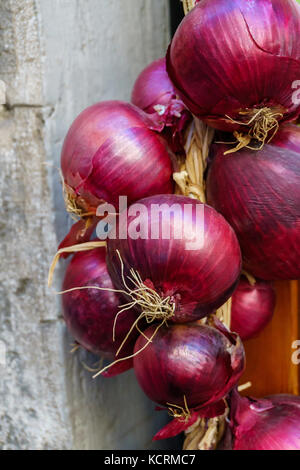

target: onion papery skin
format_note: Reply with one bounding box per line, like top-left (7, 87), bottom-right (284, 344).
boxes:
top-left (57, 217), bottom-right (98, 257)
top-left (106, 194), bottom-right (242, 323)
top-left (206, 125), bottom-right (300, 280)
top-left (131, 58), bottom-right (190, 152)
top-left (231, 277), bottom-right (276, 340)
top-left (133, 322), bottom-right (245, 410)
top-left (62, 246), bottom-right (138, 368)
top-left (167, 0), bottom-right (300, 132)
top-left (229, 391), bottom-right (300, 450)
top-left (61, 100), bottom-right (173, 212)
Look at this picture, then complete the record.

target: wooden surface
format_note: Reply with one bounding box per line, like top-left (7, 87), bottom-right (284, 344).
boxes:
top-left (240, 281), bottom-right (300, 397)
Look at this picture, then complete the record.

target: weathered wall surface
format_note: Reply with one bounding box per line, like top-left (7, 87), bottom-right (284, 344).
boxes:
top-left (0, 0), bottom-right (175, 450)
top-left (0, 0), bottom-right (70, 450)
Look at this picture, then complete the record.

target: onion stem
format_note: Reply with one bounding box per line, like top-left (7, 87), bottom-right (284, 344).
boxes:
top-left (167, 395), bottom-right (191, 423)
top-left (48, 240), bottom-right (107, 287)
top-left (224, 108), bottom-right (283, 154)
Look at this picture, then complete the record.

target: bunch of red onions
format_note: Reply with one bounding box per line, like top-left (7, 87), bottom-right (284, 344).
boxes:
top-left (131, 57), bottom-right (191, 152)
top-left (226, 390), bottom-right (300, 450)
top-left (51, 0), bottom-right (300, 451)
top-left (57, 193), bottom-right (245, 430)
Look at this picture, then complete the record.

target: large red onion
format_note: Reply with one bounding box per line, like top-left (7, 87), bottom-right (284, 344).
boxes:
top-left (167, 0), bottom-right (300, 143)
top-left (228, 390), bottom-right (300, 450)
top-left (106, 194), bottom-right (242, 323)
top-left (131, 58), bottom-right (190, 152)
top-left (207, 124), bottom-right (300, 280)
top-left (133, 321), bottom-right (245, 439)
top-left (61, 100), bottom-right (173, 214)
top-left (231, 277), bottom-right (276, 340)
top-left (62, 246), bottom-right (139, 376)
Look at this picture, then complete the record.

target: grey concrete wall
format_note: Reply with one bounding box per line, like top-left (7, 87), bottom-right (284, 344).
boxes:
top-left (0, 0), bottom-right (177, 450)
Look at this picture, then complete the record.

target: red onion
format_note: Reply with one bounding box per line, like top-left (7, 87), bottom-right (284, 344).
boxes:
top-left (207, 124), bottom-right (300, 280)
top-left (62, 246), bottom-right (139, 376)
top-left (106, 194), bottom-right (242, 323)
top-left (231, 277), bottom-right (276, 340)
top-left (167, 0), bottom-right (300, 148)
top-left (131, 58), bottom-right (190, 152)
top-left (61, 100), bottom-right (173, 214)
top-left (133, 320), bottom-right (245, 439)
top-left (229, 390), bottom-right (300, 450)
top-left (132, 58), bottom-right (180, 115)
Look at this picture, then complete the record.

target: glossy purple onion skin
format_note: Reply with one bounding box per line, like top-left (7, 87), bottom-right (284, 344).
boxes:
top-left (62, 247), bottom-right (138, 357)
top-left (167, 0), bottom-right (300, 131)
top-left (106, 194), bottom-right (242, 323)
top-left (133, 323), bottom-right (245, 409)
top-left (61, 100), bottom-right (173, 210)
top-left (131, 58), bottom-right (190, 153)
top-left (131, 58), bottom-right (177, 114)
top-left (207, 125), bottom-right (300, 280)
top-left (230, 391), bottom-right (300, 450)
top-left (231, 277), bottom-right (276, 340)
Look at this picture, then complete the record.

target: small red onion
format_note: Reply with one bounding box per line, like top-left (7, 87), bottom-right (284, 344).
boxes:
top-left (229, 390), bottom-right (300, 450)
top-left (207, 124), bottom-right (300, 280)
top-left (62, 246), bottom-right (139, 376)
top-left (167, 0), bottom-right (300, 143)
top-left (133, 320), bottom-right (245, 413)
top-left (131, 58), bottom-right (190, 152)
top-left (106, 194), bottom-right (242, 323)
top-left (132, 58), bottom-right (179, 115)
top-left (231, 277), bottom-right (276, 340)
top-left (61, 100), bottom-right (173, 214)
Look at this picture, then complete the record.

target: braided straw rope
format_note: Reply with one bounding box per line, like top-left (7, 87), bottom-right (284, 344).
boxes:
top-left (173, 118), bottom-right (214, 203)
top-left (181, 0), bottom-right (197, 15)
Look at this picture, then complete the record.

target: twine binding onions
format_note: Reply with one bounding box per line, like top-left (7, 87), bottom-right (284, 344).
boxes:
top-left (181, 0), bottom-right (199, 16)
top-left (183, 382), bottom-right (252, 450)
top-left (173, 117), bottom-right (214, 202)
top-left (183, 409), bottom-right (228, 451)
